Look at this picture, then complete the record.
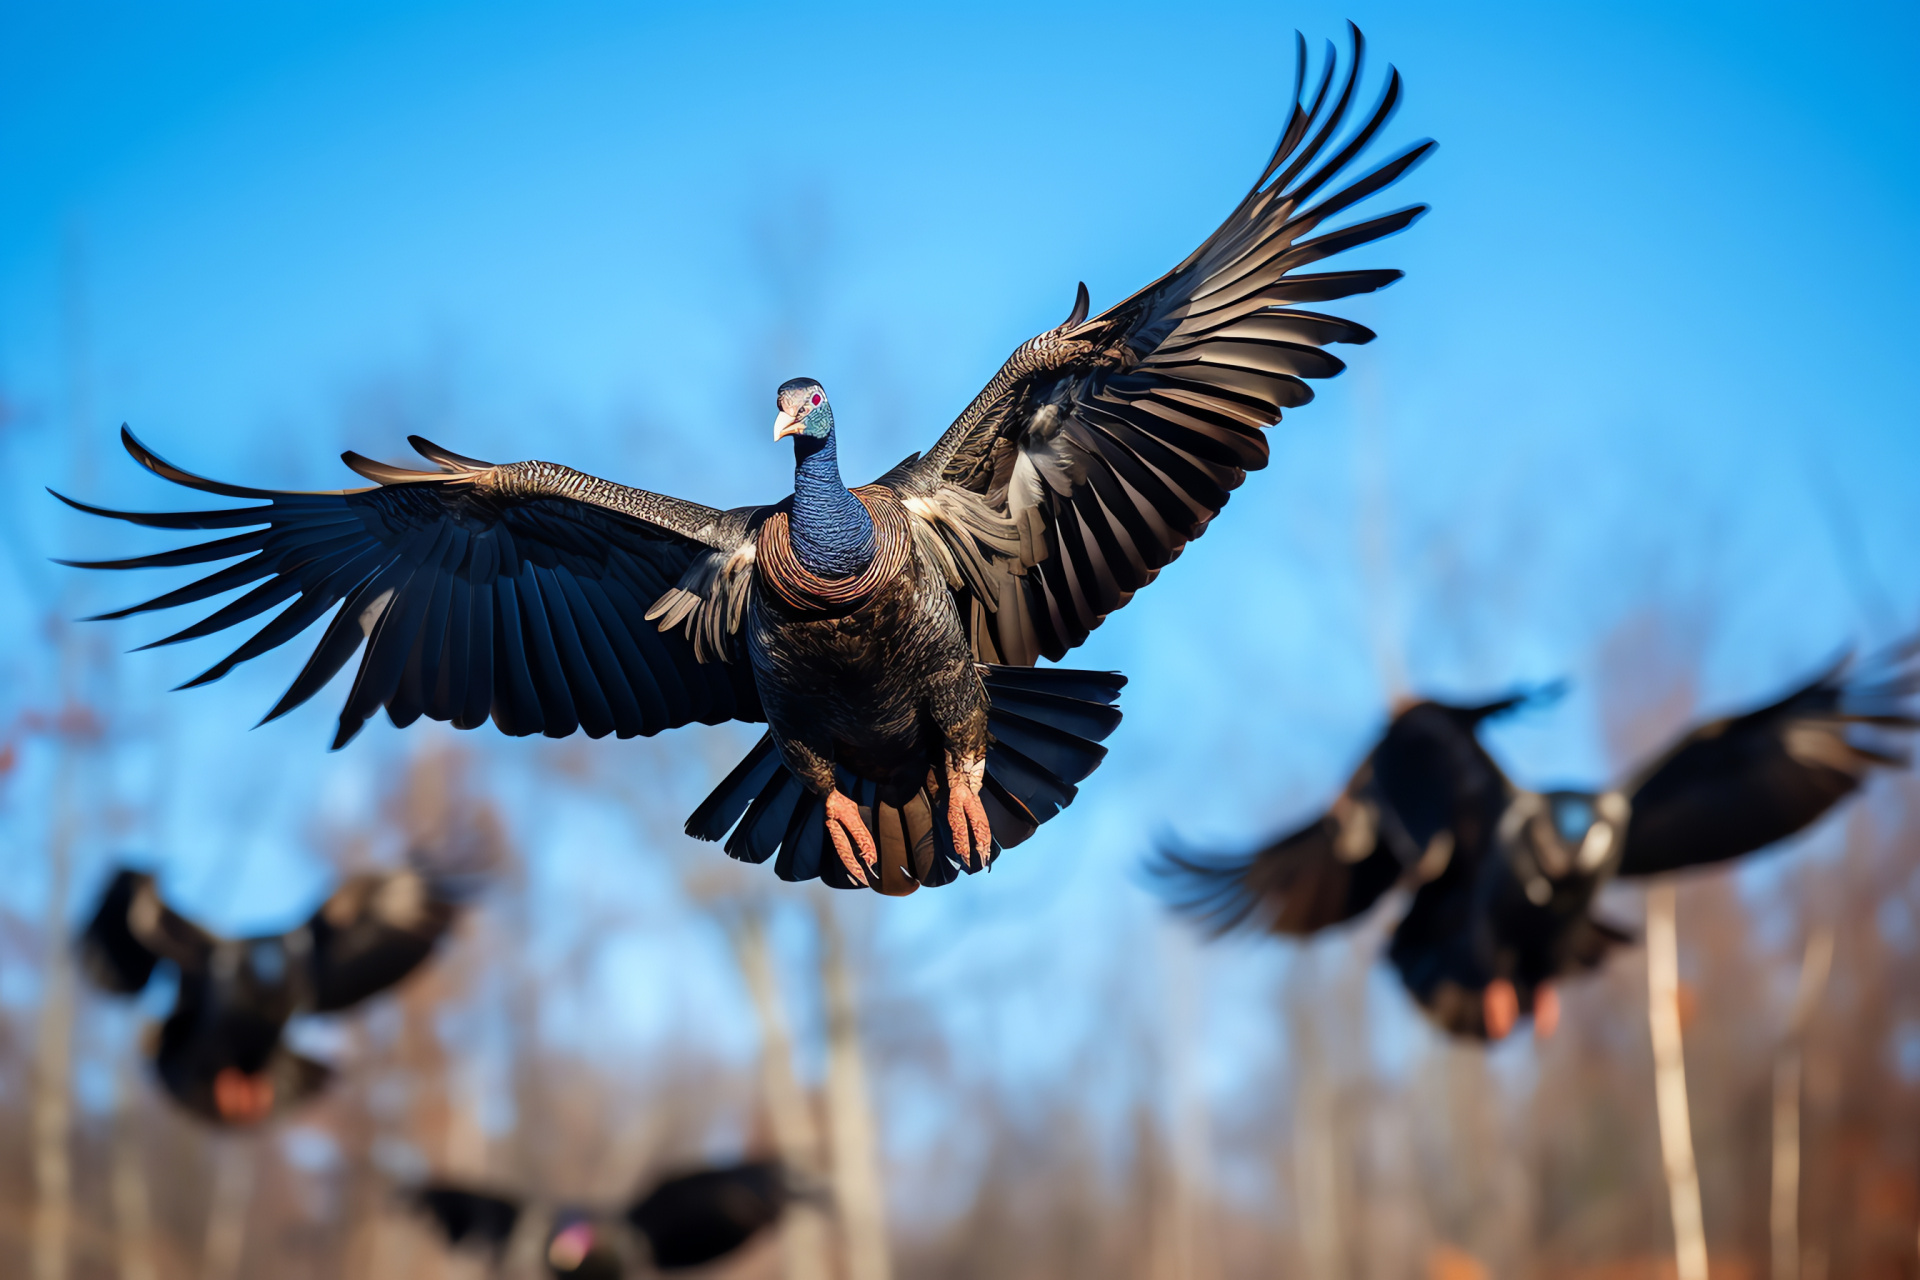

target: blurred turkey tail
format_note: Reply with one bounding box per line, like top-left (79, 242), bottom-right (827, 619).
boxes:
top-left (684, 665), bottom-right (1124, 891)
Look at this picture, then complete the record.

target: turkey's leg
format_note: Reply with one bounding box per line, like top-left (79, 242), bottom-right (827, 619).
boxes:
top-left (780, 733), bottom-right (877, 886)
top-left (943, 751), bottom-right (993, 872)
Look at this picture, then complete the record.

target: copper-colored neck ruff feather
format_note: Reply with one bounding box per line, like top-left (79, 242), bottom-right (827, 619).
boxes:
top-left (757, 486), bottom-right (911, 616)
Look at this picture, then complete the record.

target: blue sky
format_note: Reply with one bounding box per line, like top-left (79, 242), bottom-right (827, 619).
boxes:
top-left (3, 0), bottom-right (1918, 1210)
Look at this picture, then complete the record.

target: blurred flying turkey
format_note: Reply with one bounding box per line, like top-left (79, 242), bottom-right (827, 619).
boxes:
top-left (78, 857), bottom-right (480, 1124)
top-left (57, 27), bottom-right (1430, 894)
top-left (1153, 642), bottom-right (1919, 1041)
top-left (409, 1160), bottom-right (808, 1276)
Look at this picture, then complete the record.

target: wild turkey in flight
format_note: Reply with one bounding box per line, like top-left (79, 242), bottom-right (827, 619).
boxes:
top-left (410, 1160), bottom-right (809, 1276)
top-left (1153, 643), bottom-right (1918, 1040)
top-left (57, 27), bottom-right (1430, 895)
top-left (78, 860), bottom-right (478, 1123)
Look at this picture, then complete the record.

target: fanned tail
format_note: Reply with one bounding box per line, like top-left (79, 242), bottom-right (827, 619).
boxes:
top-left (683, 664), bottom-right (1124, 892)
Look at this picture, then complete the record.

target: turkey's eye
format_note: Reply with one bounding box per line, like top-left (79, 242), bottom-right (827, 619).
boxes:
top-left (811, 394), bottom-right (821, 405)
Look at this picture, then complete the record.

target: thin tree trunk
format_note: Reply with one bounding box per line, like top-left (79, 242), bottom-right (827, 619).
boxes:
top-left (732, 911), bottom-right (832, 1280)
top-left (32, 845), bottom-right (74, 1280)
top-left (111, 1052), bottom-right (158, 1280)
top-left (32, 629), bottom-right (81, 1280)
top-left (1771, 928), bottom-right (1833, 1280)
top-left (817, 901), bottom-right (891, 1280)
top-left (1646, 883), bottom-right (1708, 1280)
top-left (1161, 925), bottom-right (1213, 1280)
top-left (504, 884), bottom-right (549, 1280)
top-left (1288, 953), bottom-right (1344, 1280)
top-left (202, 1136), bottom-right (254, 1280)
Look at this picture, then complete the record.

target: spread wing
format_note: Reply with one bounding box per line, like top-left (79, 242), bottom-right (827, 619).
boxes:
top-left (410, 1185), bottom-right (524, 1255)
top-left (56, 428), bottom-right (766, 748)
top-left (892, 26), bottom-right (1432, 663)
top-left (1617, 643), bottom-right (1919, 877)
top-left (1151, 693), bottom-right (1539, 937)
top-left (626, 1162), bottom-right (794, 1270)
top-left (1150, 772), bottom-right (1406, 936)
top-left (77, 868), bottom-right (218, 994)
top-left (302, 869), bottom-right (461, 1013)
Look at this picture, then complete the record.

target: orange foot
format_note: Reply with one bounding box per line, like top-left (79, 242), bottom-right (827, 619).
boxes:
top-left (1483, 979), bottom-right (1519, 1041)
top-left (948, 787), bottom-right (993, 872)
top-left (213, 1066), bottom-right (275, 1125)
top-left (824, 790), bottom-right (877, 887)
top-left (1532, 982), bottom-right (1560, 1039)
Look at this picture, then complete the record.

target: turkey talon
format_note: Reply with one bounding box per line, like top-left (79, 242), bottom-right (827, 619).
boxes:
top-left (1533, 982), bottom-right (1560, 1039)
top-left (949, 788), bottom-right (994, 872)
top-left (1483, 978), bottom-right (1518, 1041)
top-left (213, 1067), bottom-right (274, 1125)
top-left (824, 791), bottom-right (877, 886)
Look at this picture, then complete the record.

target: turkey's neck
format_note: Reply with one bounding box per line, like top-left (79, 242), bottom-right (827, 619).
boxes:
top-left (790, 430), bottom-right (876, 577)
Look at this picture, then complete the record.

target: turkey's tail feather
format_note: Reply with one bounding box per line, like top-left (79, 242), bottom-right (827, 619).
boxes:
top-left (684, 665), bottom-right (1124, 892)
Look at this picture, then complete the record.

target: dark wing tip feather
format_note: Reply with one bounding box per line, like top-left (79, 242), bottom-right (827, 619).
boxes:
top-left (119, 426), bottom-right (371, 498)
top-left (48, 489), bottom-right (115, 519)
top-left (1065, 282), bottom-right (1091, 329)
top-left (49, 487), bottom-right (269, 532)
top-left (340, 451), bottom-right (446, 486)
top-left (408, 435), bottom-right (495, 472)
top-left (120, 426), bottom-right (271, 500)
top-left (1145, 843), bottom-right (1262, 937)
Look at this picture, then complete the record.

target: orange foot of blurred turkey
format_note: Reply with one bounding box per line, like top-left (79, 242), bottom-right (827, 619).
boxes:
top-left (1533, 982), bottom-right (1560, 1038)
top-left (1483, 979), bottom-right (1519, 1040)
top-left (213, 1067), bottom-right (274, 1125)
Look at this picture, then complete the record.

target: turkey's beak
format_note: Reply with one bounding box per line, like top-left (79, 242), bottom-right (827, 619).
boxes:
top-left (773, 409), bottom-right (804, 441)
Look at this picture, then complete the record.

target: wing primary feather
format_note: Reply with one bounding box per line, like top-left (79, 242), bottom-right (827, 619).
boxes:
top-left (488, 571), bottom-right (544, 738)
top-left (509, 562), bottom-right (582, 738)
top-left (1285, 62), bottom-right (1402, 212)
top-left (578, 576), bottom-right (671, 733)
top-left (92, 555), bottom-right (280, 625)
top-left (180, 560), bottom-right (384, 692)
top-left (408, 435), bottom-right (496, 472)
top-left (1289, 138), bottom-right (1435, 232)
top-left (401, 526), bottom-right (466, 723)
top-left (55, 530), bottom-right (269, 571)
top-left (1265, 32), bottom-right (1361, 199)
top-left (120, 426), bottom-right (366, 500)
top-left (1275, 205), bottom-right (1429, 273)
top-left (49, 489), bottom-right (278, 531)
top-left (335, 525), bottom-right (460, 740)
top-left (1065, 282), bottom-right (1090, 328)
top-left (548, 567), bottom-right (642, 736)
top-left (339, 452), bottom-right (450, 486)
top-left (259, 572), bottom-right (387, 728)
top-left (139, 574), bottom-right (303, 652)
top-left (532, 564), bottom-right (613, 738)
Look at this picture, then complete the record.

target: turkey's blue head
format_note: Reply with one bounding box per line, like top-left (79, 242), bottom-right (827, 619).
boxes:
top-left (772, 377), bottom-right (874, 577)
top-left (773, 377), bottom-right (834, 443)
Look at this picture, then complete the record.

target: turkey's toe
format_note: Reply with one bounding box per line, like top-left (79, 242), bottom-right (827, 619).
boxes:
top-left (213, 1067), bottom-right (274, 1125)
top-left (1533, 982), bottom-right (1561, 1039)
top-left (824, 790), bottom-right (876, 886)
top-left (950, 789), bottom-right (994, 872)
top-left (1483, 979), bottom-right (1519, 1041)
